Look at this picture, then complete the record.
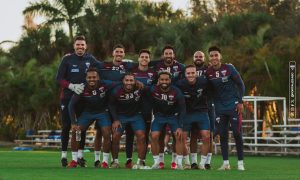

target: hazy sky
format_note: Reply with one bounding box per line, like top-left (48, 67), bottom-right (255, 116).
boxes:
top-left (0, 0), bottom-right (189, 49)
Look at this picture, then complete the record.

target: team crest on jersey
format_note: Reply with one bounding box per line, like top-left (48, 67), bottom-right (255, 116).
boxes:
top-left (168, 95), bottom-right (174, 101)
top-left (85, 62), bottom-right (90, 68)
top-left (173, 66), bottom-right (178, 72)
top-left (61, 105), bottom-right (65, 110)
top-left (221, 70), bottom-right (227, 76)
top-left (133, 90), bottom-right (140, 96)
top-left (98, 87), bottom-right (105, 92)
top-left (148, 73), bottom-right (153, 78)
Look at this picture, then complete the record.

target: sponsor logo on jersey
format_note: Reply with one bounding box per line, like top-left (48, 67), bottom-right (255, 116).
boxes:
top-left (168, 95), bottom-right (174, 101)
top-left (71, 68), bottom-right (79, 72)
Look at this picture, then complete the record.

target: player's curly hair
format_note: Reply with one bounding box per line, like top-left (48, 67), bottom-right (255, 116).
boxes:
top-left (158, 70), bottom-right (172, 79)
top-left (208, 46), bottom-right (221, 53)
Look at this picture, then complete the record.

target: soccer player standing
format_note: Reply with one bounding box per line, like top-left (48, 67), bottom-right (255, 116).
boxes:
top-left (56, 35), bottom-right (100, 167)
top-left (193, 51), bottom-right (215, 169)
top-left (95, 44), bottom-right (136, 168)
top-left (131, 49), bottom-right (156, 164)
top-left (150, 71), bottom-right (186, 170)
top-left (206, 46), bottom-right (245, 171)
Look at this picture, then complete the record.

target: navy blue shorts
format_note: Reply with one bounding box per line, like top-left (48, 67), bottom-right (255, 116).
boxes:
top-left (208, 104), bottom-right (216, 132)
top-left (183, 112), bottom-right (210, 132)
top-left (77, 111), bottom-right (111, 128)
top-left (151, 114), bottom-right (179, 133)
top-left (118, 114), bottom-right (145, 133)
top-left (215, 110), bottom-right (243, 135)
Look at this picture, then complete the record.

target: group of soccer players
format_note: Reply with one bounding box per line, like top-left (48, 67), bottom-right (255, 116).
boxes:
top-left (56, 35), bottom-right (245, 171)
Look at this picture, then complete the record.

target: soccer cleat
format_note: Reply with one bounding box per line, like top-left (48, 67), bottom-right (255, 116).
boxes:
top-left (191, 163), bottom-right (199, 169)
top-left (183, 164), bottom-right (191, 169)
top-left (68, 160), bottom-right (77, 168)
top-left (176, 164), bottom-right (184, 170)
top-left (151, 163), bottom-right (161, 169)
top-left (171, 162), bottom-right (177, 169)
top-left (125, 159), bottom-right (133, 169)
top-left (218, 164), bottom-right (231, 170)
top-left (205, 164), bottom-right (211, 170)
top-left (77, 158), bottom-right (87, 167)
top-left (238, 164), bottom-right (245, 171)
top-left (101, 161), bottom-right (109, 168)
top-left (94, 160), bottom-right (100, 168)
top-left (198, 164), bottom-right (206, 170)
top-left (61, 158), bottom-right (68, 167)
top-left (110, 161), bottom-right (120, 168)
top-left (159, 162), bottom-right (165, 169)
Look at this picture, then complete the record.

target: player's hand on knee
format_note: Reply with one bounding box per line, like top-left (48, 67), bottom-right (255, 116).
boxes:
top-left (176, 128), bottom-right (183, 140)
top-left (68, 83), bottom-right (85, 94)
top-left (112, 121), bottom-right (121, 133)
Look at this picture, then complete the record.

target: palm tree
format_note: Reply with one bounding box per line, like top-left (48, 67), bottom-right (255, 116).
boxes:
top-left (23, 0), bottom-right (87, 42)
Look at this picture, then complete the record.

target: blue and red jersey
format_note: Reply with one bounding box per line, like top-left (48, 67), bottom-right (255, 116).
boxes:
top-left (176, 76), bottom-right (208, 113)
top-left (151, 60), bottom-right (185, 83)
top-left (68, 80), bottom-right (118, 124)
top-left (97, 61), bottom-right (136, 81)
top-left (131, 66), bottom-right (157, 86)
top-left (149, 85), bottom-right (186, 126)
top-left (56, 53), bottom-right (100, 99)
top-left (195, 63), bottom-right (208, 77)
top-left (108, 85), bottom-right (144, 121)
top-left (206, 63), bottom-right (245, 112)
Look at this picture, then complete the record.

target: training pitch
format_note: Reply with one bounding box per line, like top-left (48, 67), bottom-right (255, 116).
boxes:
top-left (0, 149), bottom-right (299, 180)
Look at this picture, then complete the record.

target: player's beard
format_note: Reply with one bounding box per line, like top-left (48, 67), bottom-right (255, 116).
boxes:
top-left (75, 48), bottom-right (85, 56)
top-left (124, 84), bottom-right (134, 92)
top-left (164, 57), bottom-right (173, 65)
top-left (194, 60), bottom-right (204, 67)
top-left (160, 83), bottom-right (170, 91)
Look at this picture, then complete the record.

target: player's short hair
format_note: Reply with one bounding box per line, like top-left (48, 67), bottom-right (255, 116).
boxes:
top-left (185, 64), bottom-right (197, 70)
top-left (162, 45), bottom-right (175, 54)
top-left (74, 35), bottom-right (86, 42)
top-left (208, 46), bottom-right (221, 53)
top-left (139, 49), bottom-right (151, 56)
top-left (113, 44), bottom-right (125, 51)
top-left (158, 70), bottom-right (172, 79)
top-left (86, 67), bottom-right (99, 74)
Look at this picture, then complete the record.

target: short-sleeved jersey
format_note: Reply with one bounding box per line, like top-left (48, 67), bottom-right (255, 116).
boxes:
top-left (68, 80), bottom-right (118, 123)
top-left (206, 63), bottom-right (245, 112)
top-left (56, 53), bottom-right (100, 99)
top-left (152, 60), bottom-right (185, 83)
top-left (97, 61), bottom-right (136, 81)
top-left (131, 66), bottom-right (157, 86)
top-left (149, 85), bottom-right (186, 125)
top-left (108, 85), bottom-right (144, 120)
top-left (176, 76), bottom-right (208, 113)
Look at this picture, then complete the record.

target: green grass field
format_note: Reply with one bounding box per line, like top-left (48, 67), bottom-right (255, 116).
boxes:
top-left (0, 149), bottom-right (299, 180)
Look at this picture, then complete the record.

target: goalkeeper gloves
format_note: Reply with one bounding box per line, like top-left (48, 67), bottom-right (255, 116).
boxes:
top-left (68, 83), bottom-right (84, 95)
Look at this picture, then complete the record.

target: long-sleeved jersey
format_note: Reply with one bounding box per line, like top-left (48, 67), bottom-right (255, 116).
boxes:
top-left (108, 85), bottom-right (144, 121)
top-left (149, 85), bottom-right (186, 126)
top-left (206, 63), bottom-right (245, 112)
top-left (176, 76), bottom-right (208, 113)
top-left (68, 80), bottom-right (118, 124)
top-left (56, 53), bottom-right (100, 99)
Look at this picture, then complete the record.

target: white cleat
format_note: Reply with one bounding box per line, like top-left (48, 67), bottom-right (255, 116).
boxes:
top-left (132, 164), bottom-right (151, 170)
top-left (198, 164), bottom-right (206, 170)
top-left (218, 164), bottom-right (231, 170)
top-left (176, 164), bottom-right (184, 170)
top-left (238, 164), bottom-right (245, 171)
top-left (151, 163), bottom-right (161, 169)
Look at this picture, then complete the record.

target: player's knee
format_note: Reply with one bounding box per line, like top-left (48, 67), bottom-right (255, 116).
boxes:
top-left (151, 133), bottom-right (160, 141)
